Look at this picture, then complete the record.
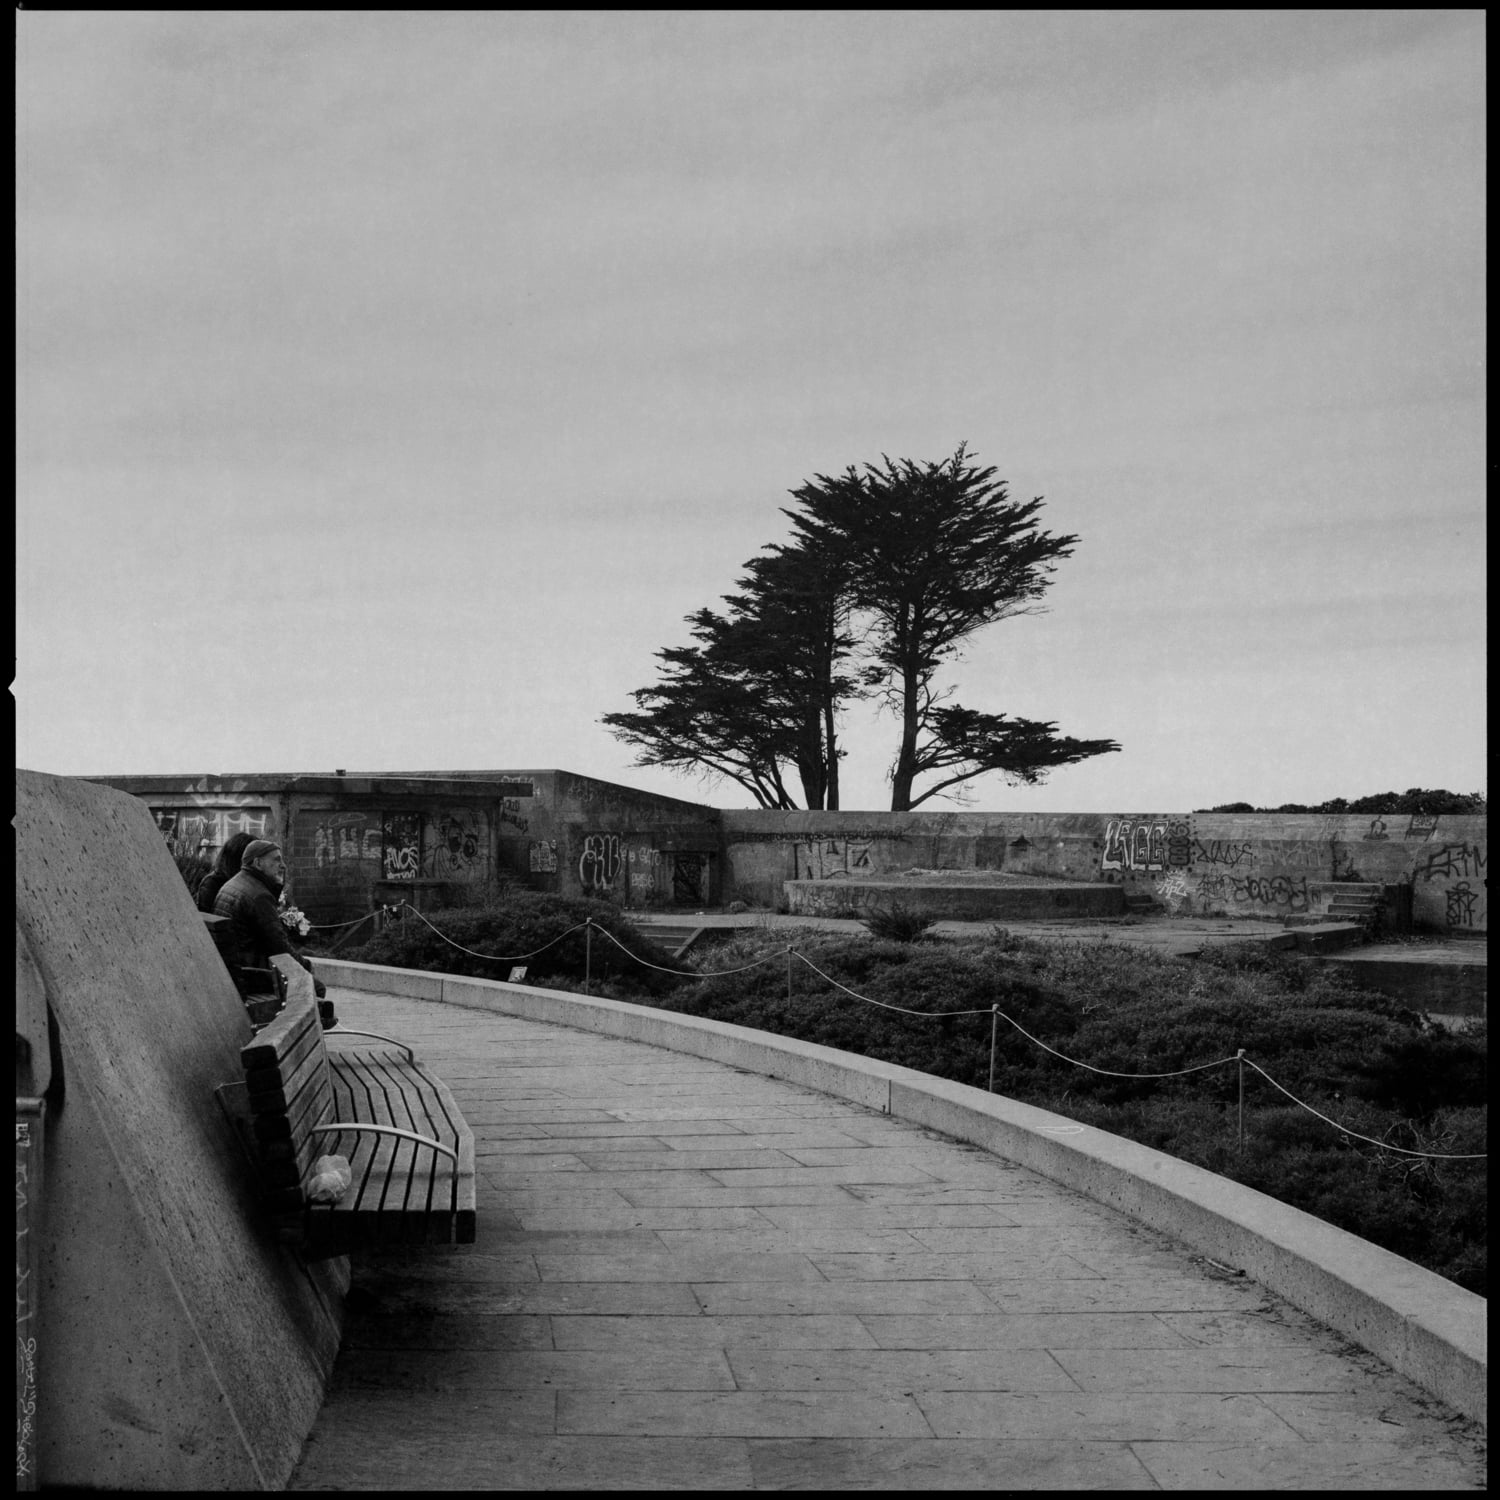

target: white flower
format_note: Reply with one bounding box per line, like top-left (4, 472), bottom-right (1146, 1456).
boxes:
top-left (277, 896), bottom-right (311, 938)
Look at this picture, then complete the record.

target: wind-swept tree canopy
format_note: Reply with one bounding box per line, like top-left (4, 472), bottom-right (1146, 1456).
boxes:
top-left (916, 706), bottom-right (1121, 810)
top-left (605, 444), bottom-right (1119, 810)
top-left (601, 540), bottom-right (861, 808)
top-left (782, 444), bottom-right (1119, 809)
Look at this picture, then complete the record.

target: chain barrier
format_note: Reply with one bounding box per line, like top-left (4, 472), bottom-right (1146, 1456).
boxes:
top-left (306, 911), bottom-right (383, 932)
top-left (345, 908), bottom-right (1486, 1161)
top-left (1237, 1055), bottom-right (1485, 1161)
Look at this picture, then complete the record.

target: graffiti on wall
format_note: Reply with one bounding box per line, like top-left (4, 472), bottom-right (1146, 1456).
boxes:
top-left (579, 833), bottom-right (624, 892)
top-left (794, 838), bottom-right (873, 880)
top-left (1413, 843), bottom-right (1486, 884)
top-left (628, 844), bottom-right (661, 899)
top-left (382, 813), bottom-right (421, 881)
top-left (1155, 870), bottom-right (1189, 911)
top-left (1101, 818), bottom-right (1189, 873)
top-left (1445, 884), bottom-right (1482, 929)
top-left (1190, 838), bottom-right (1253, 868)
top-left (1412, 842), bottom-right (1487, 932)
top-left (1196, 872), bottom-right (1310, 914)
top-left (500, 798), bottom-right (530, 834)
top-left (1405, 814), bottom-right (1440, 840)
top-left (152, 805), bottom-right (272, 855)
top-left (425, 809), bottom-right (485, 878)
top-left (315, 813), bottom-right (382, 868)
top-left (529, 840), bottom-right (558, 873)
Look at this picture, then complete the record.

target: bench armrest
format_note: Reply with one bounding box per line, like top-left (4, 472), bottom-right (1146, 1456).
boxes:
top-left (309, 1122), bottom-right (458, 1163)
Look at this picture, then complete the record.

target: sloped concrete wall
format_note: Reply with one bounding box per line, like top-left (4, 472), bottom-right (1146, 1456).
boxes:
top-left (15, 771), bottom-right (347, 1490)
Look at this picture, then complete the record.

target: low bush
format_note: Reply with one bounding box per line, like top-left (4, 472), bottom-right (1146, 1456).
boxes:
top-left (862, 901), bottom-right (937, 943)
top-left (342, 892), bottom-right (686, 999)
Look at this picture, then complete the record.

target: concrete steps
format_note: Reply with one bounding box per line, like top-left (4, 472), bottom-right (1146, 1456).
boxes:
top-left (633, 920), bottom-right (711, 958)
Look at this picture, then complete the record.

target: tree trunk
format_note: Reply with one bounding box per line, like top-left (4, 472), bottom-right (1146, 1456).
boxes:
top-left (889, 662), bottom-right (921, 812)
top-left (824, 696), bottom-right (840, 810)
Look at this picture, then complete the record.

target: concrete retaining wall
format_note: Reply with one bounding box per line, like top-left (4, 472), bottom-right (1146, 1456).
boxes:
top-left (16, 771), bottom-right (348, 1490)
top-left (722, 808), bottom-right (1487, 934)
top-left (89, 773), bottom-right (1487, 934)
top-left (315, 957), bottom-right (1486, 1426)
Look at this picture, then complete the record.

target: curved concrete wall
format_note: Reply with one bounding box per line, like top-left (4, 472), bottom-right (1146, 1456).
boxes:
top-left (315, 957), bottom-right (1486, 1426)
top-left (16, 771), bottom-right (347, 1490)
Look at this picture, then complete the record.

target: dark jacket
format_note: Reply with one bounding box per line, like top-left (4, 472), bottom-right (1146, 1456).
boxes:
top-left (196, 870), bottom-right (231, 914)
top-left (213, 868), bottom-right (311, 992)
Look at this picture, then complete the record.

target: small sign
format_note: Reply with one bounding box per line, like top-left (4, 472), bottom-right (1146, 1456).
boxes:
top-left (508, 966), bottom-right (528, 983)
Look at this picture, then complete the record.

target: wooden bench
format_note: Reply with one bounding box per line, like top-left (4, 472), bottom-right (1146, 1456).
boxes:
top-left (221, 956), bottom-right (476, 1258)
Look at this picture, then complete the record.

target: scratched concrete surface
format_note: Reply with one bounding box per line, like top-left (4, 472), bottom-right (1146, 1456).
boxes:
top-left (289, 989), bottom-right (1486, 1491)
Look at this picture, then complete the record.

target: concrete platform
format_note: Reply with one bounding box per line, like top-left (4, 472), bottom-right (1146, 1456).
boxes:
top-left (290, 987), bottom-right (1486, 1491)
top-left (632, 910), bottom-right (1304, 961)
top-left (1316, 939), bottom-right (1488, 1022)
top-left (786, 876), bottom-right (1127, 922)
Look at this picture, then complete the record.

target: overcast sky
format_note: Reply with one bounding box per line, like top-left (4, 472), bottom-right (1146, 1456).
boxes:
top-left (16, 11), bottom-right (1486, 812)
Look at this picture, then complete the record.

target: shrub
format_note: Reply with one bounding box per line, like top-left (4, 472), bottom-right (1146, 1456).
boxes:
top-left (343, 892), bottom-right (687, 999)
top-left (862, 901), bottom-right (937, 943)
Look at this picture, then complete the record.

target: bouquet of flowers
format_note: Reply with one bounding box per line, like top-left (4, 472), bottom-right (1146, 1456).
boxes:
top-left (277, 896), bottom-right (311, 939)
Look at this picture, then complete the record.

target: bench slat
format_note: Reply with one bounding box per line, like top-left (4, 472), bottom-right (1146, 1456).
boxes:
top-left (311, 1050), bottom-right (473, 1244)
top-left (244, 1013), bottom-right (326, 1096)
top-left (246, 1033), bottom-right (333, 1118)
top-left (240, 986), bottom-right (320, 1068)
top-left (331, 1051), bottom-right (449, 1219)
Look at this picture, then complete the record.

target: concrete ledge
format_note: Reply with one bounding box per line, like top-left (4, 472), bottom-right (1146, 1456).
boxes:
top-left (313, 957), bottom-right (1487, 1427)
top-left (786, 879), bottom-right (1127, 921)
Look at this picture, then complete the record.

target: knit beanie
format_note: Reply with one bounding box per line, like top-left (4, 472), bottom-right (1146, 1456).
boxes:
top-left (239, 839), bottom-right (282, 869)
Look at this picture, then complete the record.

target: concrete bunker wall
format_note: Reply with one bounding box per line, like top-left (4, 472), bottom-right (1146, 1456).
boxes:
top-left (16, 770), bottom-right (347, 1490)
top-left (720, 809), bottom-right (1487, 934)
top-left (88, 773), bottom-right (1485, 935)
top-left (96, 770), bottom-right (725, 923)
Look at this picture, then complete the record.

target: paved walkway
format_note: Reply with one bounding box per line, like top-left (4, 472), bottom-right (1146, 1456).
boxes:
top-left (290, 989), bottom-right (1486, 1491)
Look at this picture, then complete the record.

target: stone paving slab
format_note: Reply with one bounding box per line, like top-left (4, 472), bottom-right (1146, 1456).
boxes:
top-left (290, 989), bottom-right (1486, 1491)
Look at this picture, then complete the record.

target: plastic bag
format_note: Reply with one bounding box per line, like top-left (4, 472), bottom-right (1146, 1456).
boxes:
top-left (307, 1154), bottom-right (353, 1204)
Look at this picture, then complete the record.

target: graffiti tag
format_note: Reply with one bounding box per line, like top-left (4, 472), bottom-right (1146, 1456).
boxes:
top-left (1102, 818), bottom-right (1188, 873)
top-left (1190, 838), bottom-right (1253, 868)
top-left (579, 833), bottom-right (624, 892)
top-left (1414, 843), bottom-right (1486, 883)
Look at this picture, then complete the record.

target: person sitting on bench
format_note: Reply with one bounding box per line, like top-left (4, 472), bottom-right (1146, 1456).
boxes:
top-left (213, 839), bottom-right (328, 1005)
top-left (196, 830), bottom-right (256, 914)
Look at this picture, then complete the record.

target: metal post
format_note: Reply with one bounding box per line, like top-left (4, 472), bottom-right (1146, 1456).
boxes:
top-left (989, 1005), bottom-right (999, 1093)
top-left (1237, 1048), bottom-right (1245, 1150)
top-left (786, 946), bottom-right (794, 1006)
top-left (585, 920), bottom-right (592, 995)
